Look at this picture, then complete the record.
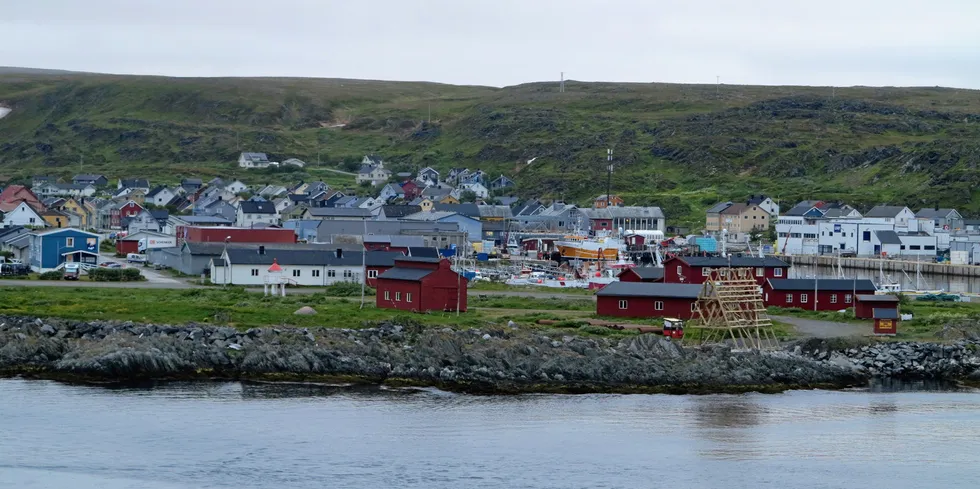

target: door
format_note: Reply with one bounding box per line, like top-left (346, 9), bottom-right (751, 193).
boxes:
top-left (874, 245), bottom-right (881, 255)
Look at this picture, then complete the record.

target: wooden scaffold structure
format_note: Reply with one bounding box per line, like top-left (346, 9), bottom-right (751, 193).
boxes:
top-left (692, 267), bottom-right (778, 350)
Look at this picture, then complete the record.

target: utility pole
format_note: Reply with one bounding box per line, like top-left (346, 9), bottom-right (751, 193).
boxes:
top-left (716, 76), bottom-right (720, 97)
top-left (360, 218), bottom-right (367, 309)
top-left (606, 149), bottom-right (613, 207)
top-left (560, 72), bottom-right (565, 93)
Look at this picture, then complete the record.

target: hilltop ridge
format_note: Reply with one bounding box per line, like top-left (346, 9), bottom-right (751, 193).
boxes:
top-left (1, 71), bottom-right (979, 226)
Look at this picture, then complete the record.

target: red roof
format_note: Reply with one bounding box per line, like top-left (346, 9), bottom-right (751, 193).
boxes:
top-left (268, 258), bottom-right (282, 273)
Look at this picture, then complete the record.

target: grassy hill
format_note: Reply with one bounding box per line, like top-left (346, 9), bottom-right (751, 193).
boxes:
top-left (2, 71), bottom-right (980, 227)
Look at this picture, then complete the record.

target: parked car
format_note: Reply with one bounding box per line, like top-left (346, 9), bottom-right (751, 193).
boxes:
top-left (63, 263), bottom-right (81, 280)
top-left (126, 253), bottom-right (147, 264)
top-left (100, 261), bottom-right (123, 269)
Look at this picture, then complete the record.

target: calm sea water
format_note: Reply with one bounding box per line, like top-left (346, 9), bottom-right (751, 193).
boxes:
top-left (1, 379), bottom-right (979, 489)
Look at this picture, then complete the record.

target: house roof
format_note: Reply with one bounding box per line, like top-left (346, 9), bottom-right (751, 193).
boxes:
top-left (596, 282), bottom-right (702, 299)
top-left (719, 203), bottom-right (750, 215)
top-left (33, 227), bottom-right (101, 238)
top-left (120, 178), bottom-right (149, 188)
top-left (146, 186), bottom-right (170, 198)
top-left (172, 215), bottom-right (233, 225)
top-left (433, 203), bottom-right (480, 218)
top-left (579, 206), bottom-right (665, 219)
top-left (239, 201), bottom-right (278, 214)
top-left (856, 294), bottom-right (900, 303)
top-left (382, 205), bottom-right (423, 218)
top-left (766, 279), bottom-right (877, 291)
top-left (181, 178), bottom-right (203, 185)
top-left (746, 195), bottom-right (770, 205)
top-left (622, 266), bottom-right (665, 280)
top-left (364, 154), bottom-right (383, 165)
top-left (706, 201), bottom-right (733, 214)
top-left (73, 174), bottom-right (105, 181)
top-left (403, 211), bottom-right (464, 222)
top-left (477, 205), bottom-right (513, 219)
top-left (240, 152), bottom-right (269, 162)
top-left (875, 230), bottom-right (902, 245)
top-left (305, 207), bottom-right (372, 218)
top-left (377, 267), bottom-right (434, 281)
top-left (865, 206), bottom-right (909, 218)
top-left (496, 196), bottom-right (520, 206)
top-left (784, 201), bottom-right (822, 216)
top-left (915, 208), bottom-right (959, 219)
top-left (407, 247), bottom-right (440, 258)
top-left (874, 308), bottom-right (899, 319)
top-left (225, 248), bottom-right (362, 266)
top-left (674, 256), bottom-right (789, 268)
top-left (334, 195), bottom-right (357, 206)
top-left (396, 256), bottom-right (442, 264)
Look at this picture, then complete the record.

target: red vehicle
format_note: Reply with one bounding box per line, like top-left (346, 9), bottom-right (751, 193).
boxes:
top-left (662, 318), bottom-right (685, 340)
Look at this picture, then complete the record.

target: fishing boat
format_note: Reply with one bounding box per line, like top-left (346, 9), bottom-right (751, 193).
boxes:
top-left (554, 235), bottom-right (625, 261)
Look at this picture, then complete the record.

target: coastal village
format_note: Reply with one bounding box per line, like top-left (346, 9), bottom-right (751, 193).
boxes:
top-left (2, 150), bottom-right (978, 340)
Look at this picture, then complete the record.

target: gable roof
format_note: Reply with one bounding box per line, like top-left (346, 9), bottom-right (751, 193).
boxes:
top-left (382, 205), bottom-right (422, 218)
top-left (365, 250), bottom-right (407, 267)
top-left (719, 203), bottom-right (750, 215)
top-left (73, 174), bottom-right (105, 182)
top-left (305, 207), bottom-right (372, 218)
top-left (874, 230), bottom-right (902, 245)
top-left (706, 201), bottom-right (733, 214)
top-left (784, 201), bottom-right (823, 216)
top-left (596, 282), bottom-right (702, 299)
top-left (226, 248), bottom-right (363, 266)
top-left (240, 152), bottom-right (269, 162)
top-left (915, 208), bottom-right (960, 219)
top-left (865, 206), bottom-right (910, 218)
top-left (239, 200), bottom-right (277, 214)
top-left (579, 206), bottom-right (665, 219)
top-left (766, 279), bottom-right (877, 291)
top-left (433, 203), bottom-right (480, 218)
top-left (621, 267), bottom-right (665, 281)
top-left (377, 267), bottom-right (434, 281)
top-left (120, 178), bottom-right (149, 188)
top-left (477, 205), bottom-right (513, 219)
top-left (146, 186), bottom-right (171, 199)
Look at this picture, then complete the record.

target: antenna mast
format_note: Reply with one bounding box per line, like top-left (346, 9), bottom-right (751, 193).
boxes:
top-left (560, 72), bottom-right (565, 93)
top-left (606, 149), bottom-right (613, 207)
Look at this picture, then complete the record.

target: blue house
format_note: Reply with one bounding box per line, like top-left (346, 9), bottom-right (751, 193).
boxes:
top-left (404, 211), bottom-right (482, 243)
top-left (29, 228), bottom-right (101, 272)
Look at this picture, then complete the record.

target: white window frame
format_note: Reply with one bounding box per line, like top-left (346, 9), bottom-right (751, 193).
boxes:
top-left (66, 237), bottom-right (74, 247)
top-left (676, 265), bottom-right (682, 276)
top-left (701, 268), bottom-right (710, 277)
top-left (251, 269), bottom-right (259, 276)
top-left (618, 299), bottom-right (628, 309)
top-left (344, 269), bottom-right (353, 278)
top-left (368, 269), bottom-right (378, 279)
top-left (654, 301), bottom-right (664, 311)
top-left (395, 292), bottom-right (401, 301)
top-left (292, 269), bottom-right (301, 277)
top-left (406, 293), bottom-right (412, 303)
top-left (312, 269), bottom-right (320, 277)
top-left (384, 290), bottom-right (390, 300)
top-left (774, 268), bottom-right (784, 277)
top-left (830, 294), bottom-right (838, 304)
top-left (690, 302), bottom-right (697, 312)
top-left (800, 293), bottom-right (808, 303)
top-left (755, 267), bottom-right (764, 277)
top-left (786, 294), bottom-right (793, 303)
top-left (328, 269), bottom-right (336, 277)
top-left (845, 294), bottom-right (852, 304)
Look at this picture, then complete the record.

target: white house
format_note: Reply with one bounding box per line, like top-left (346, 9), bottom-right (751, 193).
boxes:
top-left (282, 158), bottom-right (306, 168)
top-left (863, 206), bottom-right (916, 227)
top-left (459, 182), bottom-right (489, 199)
top-left (146, 186), bottom-right (176, 207)
top-left (747, 195), bottom-right (779, 218)
top-left (210, 247), bottom-right (364, 286)
top-left (356, 155), bottom-right (392, 186)
top-left (417, 167), bottom-right (440, 186)
top-left (238, 152), bottom-right (273, 169)
top-left (236, 200), bottom-right (280, 227)
top-left (118, 179), bottom-right (150, 192)
top-left (225, 180), bottom-right (248, 195)
top-left (378, 183), bottom-right (405, 202)
top-left (127, 209), bottom-right (162, 234)
top-left (1, 202), bottom-right (46, 228)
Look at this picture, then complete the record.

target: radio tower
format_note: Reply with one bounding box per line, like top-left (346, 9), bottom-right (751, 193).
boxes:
top-left (606, 149), bottom-right (613, 207)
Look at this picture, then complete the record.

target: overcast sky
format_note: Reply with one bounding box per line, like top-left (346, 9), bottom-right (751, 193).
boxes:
top-left (3, 0), bottom-right (979, 88)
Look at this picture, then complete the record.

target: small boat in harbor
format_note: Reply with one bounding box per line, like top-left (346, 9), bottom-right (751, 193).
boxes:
top-left (554, 234), bottom-right (625, 261)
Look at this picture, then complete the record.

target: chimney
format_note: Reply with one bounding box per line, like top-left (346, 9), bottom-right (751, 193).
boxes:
top-left (336, 248), bottom-right (343, 258)
top-left (258, 245), bottom-right (265, 255)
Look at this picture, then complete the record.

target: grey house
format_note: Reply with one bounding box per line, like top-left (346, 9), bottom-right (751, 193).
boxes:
top-left (915, 208), bottom-right (964, 231)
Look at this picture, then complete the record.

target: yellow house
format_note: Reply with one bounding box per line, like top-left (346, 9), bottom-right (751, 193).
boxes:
top-left (417, 198), bottom-right (434, 212)
top-left (41, 209), bottom-right (70, 228)
top-left (127, 190), bottom-right (146, 206)
top-left (62, 198), bottom-right (91, 227)
top-left (439, 195), bottom-right (459, 205)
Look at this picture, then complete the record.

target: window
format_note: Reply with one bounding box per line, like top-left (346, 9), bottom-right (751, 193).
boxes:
top-left (312, 270), bottom-right (320, 277)
top-left (368, 269), bottom-right (378, 279)
top-left (845, 294), bottom-right (852, 304)
top-left (701, 268), bottom-right (710, 277)
top-left (909, 245), bottom-right (921, 250)
top-left (292, 269), bottom-right (301, 277)
top-left (343, 270), bottom-right (353, 278)
top-left (384, 291), bottom-right (390, 300)
top-left (804, 233), bottom-right (817, 239)
top-left (406, 293), bottom-right (412, 303)
top-left (863, 231), bottom-right (871, 241)
top-left (800, 293), bottom-right (808, 303)
top-left (900, 245), bottom-right (906, 250)
top-left (29, 218), bottom-right (35, 224)
top-left (925, 245), bottom-right (936, 250)
top-left (618, 300), bottom-right (628, 309)
top-left (774, 268), bottom-right (784, 277)
top-left (251, 269), bottom-right (259, 276)
top-left (790, 233), bottom-right (802, 238)
top-left (691, 303), bottom-right (698, 312)
top-left (778, 232), bottom-right (788, 238)
top-left (676, 265), bottom-right (682, 276)
top-left (66, 238), bottom-right (74, 247)
top-left (654, 301), bottom-right (664, 311)
top-left (830, 294), bottom-right (838, 304)
top-left (328, 270), bottom-right (336, 277)
top-left (395, 292), bottom-right (401, 301)
top-left (755, 267), bottom-right (764, 277)
top-left (786, 294), bottom-right (793, 303)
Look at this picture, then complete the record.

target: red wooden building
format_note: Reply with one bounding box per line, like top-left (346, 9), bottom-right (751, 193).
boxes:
top-left (595, 282), bottom-right (703, 319)
top-left (376, 257), bottom-right (468, 312)
top-left (176, 226), bottom-right (297, 245)
top-left (113, 201), bottom-right (145, 229)
top-left (365, 250), bottom-right (408, 288)
top-left (400, 180), bottom-right (422, 200)
top-left (763, 279), bottom-right (877, 311)
top-left (663, 256), bottom-right (790, 285)
top-left (854, 294), bottom-right (900, 319)
top-left (873, 308), bottom-right (899, 335)
top-left (617, 266), bottom-right (664, 283)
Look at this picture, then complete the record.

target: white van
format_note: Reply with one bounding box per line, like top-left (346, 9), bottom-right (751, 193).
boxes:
top-left (127, 253), bottom-right (147, 264)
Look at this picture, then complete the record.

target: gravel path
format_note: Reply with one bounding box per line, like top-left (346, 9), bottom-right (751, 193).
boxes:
top-left (771, 315), bottom-right (869, 338)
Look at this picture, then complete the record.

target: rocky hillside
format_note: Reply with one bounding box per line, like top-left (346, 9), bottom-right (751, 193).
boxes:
top-left (2, 72), bottom-right (980, 226)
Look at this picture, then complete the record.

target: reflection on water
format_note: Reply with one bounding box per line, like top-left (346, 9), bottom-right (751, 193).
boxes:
top-left (3, 379), bottom-right (980, 489)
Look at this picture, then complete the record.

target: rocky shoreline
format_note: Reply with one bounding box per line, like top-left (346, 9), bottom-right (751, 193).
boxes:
top-left (1, 316), bottom-right (979, 394)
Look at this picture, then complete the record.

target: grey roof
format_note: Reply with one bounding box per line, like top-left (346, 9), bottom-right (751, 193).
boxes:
top-left (174, 215), bottom-right (233, 225)
top-left (403, 211), bottom-right (460, 221)
top-left (239, 201), bottom-right (277, 214)
top-left (365, 251), bottom-right (406, 267)
top-left (377, 267), bottom-right (433, 281)
top-left (596, 282), bottom-right (702, 299)
top-left (856, 294), bottom-right (900, 303)
top-left (145, 186), bottom-right (169, 198)
top-left (784, 201), bottom-right (822, 216)
top-left (241, 152), bottom-right (269, 162)
top-left (433, 203), bottom-right (480, 218)
top-left (183, 242), bottom-right (227, 255)
top-left (382, 205), bottom-right (422, 218)
top-left (477, 205), bottom-right (513, 219)
top-left (873, 308), bottom-right (899, 319)
top-left (865, 206), bottom-right (909, 218)
top-left (305, 207), bottom-right (372, 218)
top-left (389, 235), bottom-right (425, 247)
top-left (706, 201), bottom-right (733, 214)
top-left (407, 247), bottom-right (440, 258)
top-left (315, 220), bottom-right (461, 242)
top-left (120, 178), bottom-right (149, 188)
top-left (915, 208), bottom-right (959, 219)
top-left (766, 279), bottom-right (877, 291)
top-left (226, 248), bottom-right (363, 266)
top-left (580, 206), bottom-right (664, 220)
top-left (622, 267), bottom-right (665, 280)
top-left (334, 195), bottom-right (357, 206)
top-left (396, 256), bottom-right (442, 264)
top-left (211, 258), bottom-right (226, 267)
top-left (676, 256), bottom-right (789, 268)
top-left (496, 196), bottom-right (520, 206)
top-left (364, 154), bottom-right (383, 164)
top-left (875, 230), bottom-right (902, 245)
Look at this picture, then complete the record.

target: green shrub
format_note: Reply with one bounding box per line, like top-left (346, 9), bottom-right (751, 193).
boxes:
top-left (323, 282), bottom-right (373, 297)
top-left (578, 325), bottom-right (614, 336)
top-left (89, 268), bottom-right (144, 282)
top-left (38, 271), bottom-right (63, 280)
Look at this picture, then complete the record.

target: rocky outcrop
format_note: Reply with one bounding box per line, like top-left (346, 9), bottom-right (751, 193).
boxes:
top-left (2, 316), bottom-right (979, 393)
top-left (795, 338), bottom-right (980, 381)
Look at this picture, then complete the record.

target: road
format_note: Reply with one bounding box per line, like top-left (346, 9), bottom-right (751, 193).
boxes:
top-left (318, 168), bottom-right (356, 176)
top-left (770, 315), bottom-right (869, 338)
top-left (97, 252), bottom-right (184, 285)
